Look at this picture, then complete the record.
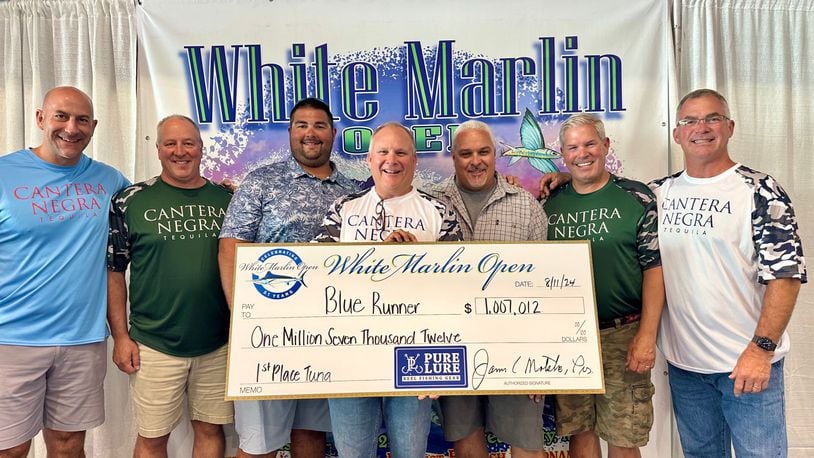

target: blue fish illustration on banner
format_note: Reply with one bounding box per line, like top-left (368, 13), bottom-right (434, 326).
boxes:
top-left (503, 108), bottom-right (561, 174)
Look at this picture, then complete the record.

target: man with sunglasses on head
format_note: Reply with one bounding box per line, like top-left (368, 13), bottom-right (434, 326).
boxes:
top-left (652, 89), bottom-right (806, 457)
top-left (314, 121), bottom-right (462, 458)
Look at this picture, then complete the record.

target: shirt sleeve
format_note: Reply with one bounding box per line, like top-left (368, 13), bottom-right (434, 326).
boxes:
top-left (633, 183), bottom-right (661, 270)
top-left (438, 205), bottom-right (464, 242)
top-left (752, 175), bottom-right (807, 283)
top-left (107, 190), bottom-right (131, 272)
top-left (313, 196), bottom-right (344, 243)
top-left (219, 171), bottom-right (265, 241)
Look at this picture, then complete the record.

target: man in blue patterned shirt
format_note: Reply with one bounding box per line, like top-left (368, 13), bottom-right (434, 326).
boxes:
top-left (218, 98), bottom-right (358, 458)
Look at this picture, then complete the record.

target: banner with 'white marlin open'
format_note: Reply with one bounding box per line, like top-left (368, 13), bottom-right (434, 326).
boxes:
top-left (137, 0), bottom-right (671, 456)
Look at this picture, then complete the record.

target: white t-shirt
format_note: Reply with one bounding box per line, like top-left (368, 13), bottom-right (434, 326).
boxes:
top-left (315, 187), bottom-right (462, 243)
top-left (651, 164), bottom-right (806, 374)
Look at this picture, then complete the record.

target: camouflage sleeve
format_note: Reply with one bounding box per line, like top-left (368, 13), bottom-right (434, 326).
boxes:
top-left (438, 205), bottom-right (463, 242)
top-left (219, 171), bottom-right (265, 240)
top-left (107, 190), bottom-right (131, 272)
top-left (313, 196), bottom-right (345, 243)
top-left (617, 178), bottom-right (660, 269)
top-left (751, 175), bottom-right (807, 283)
top-left (636, 191), bottom-right (661, 270)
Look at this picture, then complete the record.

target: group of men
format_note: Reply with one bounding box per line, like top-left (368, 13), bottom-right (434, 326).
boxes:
top-left (0, 85), bottom-right (805, 458)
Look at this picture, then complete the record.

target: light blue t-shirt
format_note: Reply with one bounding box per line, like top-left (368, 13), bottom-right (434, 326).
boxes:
top-left (0, 149), bottom-right (130, 345)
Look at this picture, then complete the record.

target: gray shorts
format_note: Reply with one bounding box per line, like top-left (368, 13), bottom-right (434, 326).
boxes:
top-left (439, 395), bottom-right (545, 450)
top-left (234, 399), bottom-right (331, 454)
top-left (0, 342), bottom-right (106, 449)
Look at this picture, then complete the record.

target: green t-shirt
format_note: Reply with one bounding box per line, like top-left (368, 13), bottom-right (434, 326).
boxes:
top-left (109, 177), bottom-right (231, 356)
top-left (543, 175), bottom-right (660, 321)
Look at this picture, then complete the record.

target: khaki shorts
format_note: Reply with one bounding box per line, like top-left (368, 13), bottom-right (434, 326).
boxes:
top-left (0, 343), bottom-right (106, 450)
top-left (130, 343), bottom-right (234, 438)
top-left (555, 321), bottom-right (654, 448)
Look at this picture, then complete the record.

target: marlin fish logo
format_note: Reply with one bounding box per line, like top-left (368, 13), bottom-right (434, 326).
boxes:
top-left (502, 108), bottom-right (561, 174)
top-left (251, 270), bottom-right (308, 288)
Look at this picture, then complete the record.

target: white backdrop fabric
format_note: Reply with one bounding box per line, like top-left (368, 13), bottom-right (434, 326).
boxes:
top-left (672, 1), bottom-right (814, 456)
top-left (0, 0), bottom-right (811, 457)
top-left (0, 0), bottom-right (137, 175)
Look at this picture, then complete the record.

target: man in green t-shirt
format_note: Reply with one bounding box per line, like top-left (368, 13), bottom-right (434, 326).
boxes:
top-left (543, 113), bottom-right (664, 458)
top-left (107, 115), bottom-right (233, 457)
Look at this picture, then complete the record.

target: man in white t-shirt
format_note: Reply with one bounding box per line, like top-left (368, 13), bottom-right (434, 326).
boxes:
top-left (651, 89), bottom-right (806, 457)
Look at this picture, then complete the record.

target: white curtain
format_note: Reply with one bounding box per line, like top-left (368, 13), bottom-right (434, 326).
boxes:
top-left (0, 1), bottom-right (138, 457)
top-left (0, 0), bottom-right (137, 177)
top-left (673, 1), bottom-right (814, 456)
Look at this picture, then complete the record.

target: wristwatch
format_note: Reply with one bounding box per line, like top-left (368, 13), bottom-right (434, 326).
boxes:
top-left (752, 335), bottom-right (778, 352)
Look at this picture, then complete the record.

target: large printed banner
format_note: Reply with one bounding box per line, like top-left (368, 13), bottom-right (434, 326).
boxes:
top-left (136, 0), bottom-right (671, 456)
top-left (136, 0), bottom-right (670, 190)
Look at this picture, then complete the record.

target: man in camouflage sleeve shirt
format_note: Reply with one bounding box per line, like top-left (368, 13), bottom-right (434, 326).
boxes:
top-left (652, 89), bottom-right (806, 457)
top-left (313, 122), bottom-right (462, 458)
top-left (107, 115), bottom-right (233, 457)
top-left (543, 113), bottom-right (664, 458)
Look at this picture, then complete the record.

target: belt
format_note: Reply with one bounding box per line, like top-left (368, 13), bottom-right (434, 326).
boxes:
top-left (598, 313), bottom-right (641, 330)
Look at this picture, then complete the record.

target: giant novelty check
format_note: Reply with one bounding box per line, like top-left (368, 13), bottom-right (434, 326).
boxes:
top-left (225, 241), bottom-right (603, 399)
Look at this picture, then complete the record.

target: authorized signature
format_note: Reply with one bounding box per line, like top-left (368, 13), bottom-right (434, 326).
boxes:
top-left (471, 348), bottom-right (508, 390)
top-left (472, 349), bottom-right (594, 390)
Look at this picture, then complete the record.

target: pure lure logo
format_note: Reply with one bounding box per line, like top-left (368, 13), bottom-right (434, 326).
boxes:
top-left (395, 346), bottom-right (467, 389)
top-left (250, 248), bottom-right (308, 300)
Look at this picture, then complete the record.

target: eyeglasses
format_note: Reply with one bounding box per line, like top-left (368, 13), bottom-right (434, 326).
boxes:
top-left (676, 115), bottom-right (729, 128)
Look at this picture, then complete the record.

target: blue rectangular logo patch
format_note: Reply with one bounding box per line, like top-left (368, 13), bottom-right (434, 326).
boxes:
top-left (394, 346), bottom-right (467, 389)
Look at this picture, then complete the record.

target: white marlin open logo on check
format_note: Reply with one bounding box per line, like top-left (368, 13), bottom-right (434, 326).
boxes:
top-left (247, 248), bottom-right (310, 299)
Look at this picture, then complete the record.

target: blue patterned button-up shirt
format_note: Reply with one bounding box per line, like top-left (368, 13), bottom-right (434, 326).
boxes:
top-left (219, 158), bottom-right (360, 243)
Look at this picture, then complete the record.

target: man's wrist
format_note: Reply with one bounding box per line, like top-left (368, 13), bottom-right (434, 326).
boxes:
top-left (751, 335), bottom-right (778, 352)
top-left (111, 330), bottom-right (131, 340)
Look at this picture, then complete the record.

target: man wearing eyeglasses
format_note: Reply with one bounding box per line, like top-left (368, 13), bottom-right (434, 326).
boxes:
top-left (651, 89), bottom-right (806, 457)
top-left (314, 122), bottom-right (462, 458)
top-left (541, 90), bottom-right (807, 457)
